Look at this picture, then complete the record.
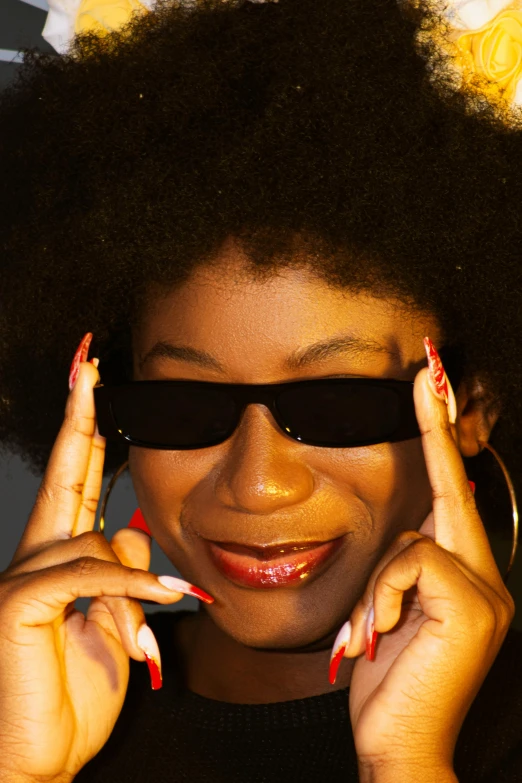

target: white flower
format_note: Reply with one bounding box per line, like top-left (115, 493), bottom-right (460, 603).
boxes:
top-left (443, 0), bottom-right (515, 30)
top-left (42, 0), bottom-right (83, 55)
top-left (41, 0), bottom-right (274, 56)
top-left (42, 0), bottom-right (169, 54)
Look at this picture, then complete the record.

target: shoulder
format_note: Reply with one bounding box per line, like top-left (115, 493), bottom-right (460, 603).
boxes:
top-left (454, 625), bottom-right (522, 782)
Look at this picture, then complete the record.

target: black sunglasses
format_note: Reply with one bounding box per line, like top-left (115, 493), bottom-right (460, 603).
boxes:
top-left (93, 348), bottom-right (461, 450)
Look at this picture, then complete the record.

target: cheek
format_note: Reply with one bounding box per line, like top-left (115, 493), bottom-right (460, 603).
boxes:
top-left (383, 438), bottom-right (432, 525)
top-left (313, 439), bottom-right (431, 539)
top-left (128, 446), bottom-right (217, 554)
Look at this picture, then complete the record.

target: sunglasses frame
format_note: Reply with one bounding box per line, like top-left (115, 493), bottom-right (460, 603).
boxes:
top-left (93, 376), bottom-right (427, 450)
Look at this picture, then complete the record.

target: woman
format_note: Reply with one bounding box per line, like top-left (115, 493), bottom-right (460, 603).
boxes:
top-left (0, 0), bottom-right (521, 780)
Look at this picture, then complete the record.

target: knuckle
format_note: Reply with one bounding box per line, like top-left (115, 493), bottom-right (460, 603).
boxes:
top-left (96, 593), bottom-right (144, 615)
top-left (74, 530), bottom-right (113, 559)
top-left (395, 530), bottom-right (423, 547)
top-left (403, 535), bottom-right (432, 565)
top-left (90, 439), bottom-right (106, 456)
top-left (431, 486), bottom-right (454, 503)
top-left (431, 477), bottom-right (471, 507)
top-left (403, 533), bottom-right (432, 554)
top-left (460, 490), bottom-right (477, 514)
top-left (375, 573), bottom-right (402, 602)
top-left (420, 422), bottom-right (438, 437)
top-left (465, 593), bottom-right (498, 637)
top-left (0, 572), bottom-right (17, 603)
top-left (37, 479), bottom-right (84, 509)
top-left (422, 420), bottom-right (451, 439)
top-left (126, 565), bottom-right (148, 582)
top-left (57, 480), bottom-right (85, 498)
top-left (478, 601), bottom-right (498, 635)
top-left (497, 591), bottom-right (516, 627)
top-left (68, 555), bottom-right (102, 578)
top-left (64, 410), bottom-right (95, 438)
top-left (80, 495), bottom-right (100, 514)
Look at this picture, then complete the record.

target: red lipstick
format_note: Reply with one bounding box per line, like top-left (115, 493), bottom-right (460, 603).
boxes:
top-left (207, 538), bottom-right (343, 588)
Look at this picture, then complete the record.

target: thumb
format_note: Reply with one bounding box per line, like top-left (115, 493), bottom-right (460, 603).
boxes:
top-left (110, 526), bottom-right (152, 571)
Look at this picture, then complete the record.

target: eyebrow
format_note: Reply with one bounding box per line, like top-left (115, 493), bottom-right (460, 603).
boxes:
top-left (139, 335), bottom-right (397, 373)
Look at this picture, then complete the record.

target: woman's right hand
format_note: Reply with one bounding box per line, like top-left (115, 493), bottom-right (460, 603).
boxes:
top-left (0, 348), bottom-right (193, 782)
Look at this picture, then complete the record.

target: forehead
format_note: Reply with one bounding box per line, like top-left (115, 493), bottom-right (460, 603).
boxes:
top-left (133, 257), bottom-right (440, 380)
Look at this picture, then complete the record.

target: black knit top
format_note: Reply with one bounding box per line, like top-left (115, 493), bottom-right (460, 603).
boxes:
top-left (74, 610), bottom-right (522, 782)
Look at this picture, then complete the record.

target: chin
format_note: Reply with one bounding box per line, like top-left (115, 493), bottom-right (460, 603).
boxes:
top-left (205, 589), bottom-right (351, 650)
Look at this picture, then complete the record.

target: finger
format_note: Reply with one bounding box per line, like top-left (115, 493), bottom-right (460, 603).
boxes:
top-left (329, 531), bottom-right (421, 683)
top-left (338, 531), bottom-right (422, 661)
top-left (72, 422), bottom-right (106, 538)
top-left (6, 530), bottom-right (149, 579)
top-left (12, 359), bottom-right (101, 564)
top-left (1, 558), bottom-right (187, 660)
top-left (109, 527), bottom-right (152, 572)
top-left (6, 530), bottom-right (211, 607)
top-left (87, 523), bottom-right (210, 658)
top-left (5, 529), bottom-right (207, 659)
top-left (414, 361), bottom-right (498, 580)
top-left (343, 535), bottom-right (511, 661)
top-left (6, 529), bottom-right (153, 660)
top-left (86, 529), bottom-right (153, 657)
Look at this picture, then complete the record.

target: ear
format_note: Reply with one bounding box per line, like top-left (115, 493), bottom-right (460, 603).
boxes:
top-left (454, 376), bottom-right (500, 458)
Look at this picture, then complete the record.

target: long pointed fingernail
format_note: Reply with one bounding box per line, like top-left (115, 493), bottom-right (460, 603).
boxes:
top-left (69, 332), bottom-right (93, 390)
top-left (423, 337), bottom-right (457, 424)
top-left (157, 575), bottom-right (214, 604)
top-left (329, 620), bottom-right (352, 685)
top-left (365, 605), bottom-right (378, 661)
top-left (137, 624), bottom-right (162, 690)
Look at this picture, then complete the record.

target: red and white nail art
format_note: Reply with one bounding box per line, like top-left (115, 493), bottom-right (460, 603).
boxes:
top-left (137, 624), bottom-right (163, 690)
top-left (69, 332), bottom-right (93, 391)
top-left (423, 337), bottom-right (457, 424)
top-left (329, 620), bottom-right (352, 685)
top-left (365, 605), bottom-right (378, 662)
top-left (157, 575), bottom-right (214, 604)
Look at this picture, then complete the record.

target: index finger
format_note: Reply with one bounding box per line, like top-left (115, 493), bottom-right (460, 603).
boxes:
top-left (12, 356), bottom-right (103, 563)
top-left (414, 357), bottom-right (499, 581)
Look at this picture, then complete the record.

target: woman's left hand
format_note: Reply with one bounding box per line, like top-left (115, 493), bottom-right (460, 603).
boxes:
top-left (338, 352), bottom-right (515, 779)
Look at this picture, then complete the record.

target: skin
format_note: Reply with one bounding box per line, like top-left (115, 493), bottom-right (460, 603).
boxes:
top-left (128, 245), bottom-right (497, 705)
top-left (0, 246), bottom-right (506, 783)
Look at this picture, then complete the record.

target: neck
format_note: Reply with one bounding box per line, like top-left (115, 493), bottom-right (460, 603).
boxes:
top-left (175, 608), bottom-right (354, 704)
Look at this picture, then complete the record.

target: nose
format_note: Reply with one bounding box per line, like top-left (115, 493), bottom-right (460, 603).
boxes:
top-left (213, 403), bottom-right (315, 515)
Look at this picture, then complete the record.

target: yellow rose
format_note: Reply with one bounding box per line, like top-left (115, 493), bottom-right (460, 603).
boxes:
top-left (454, 9), bottom-right (522, 104)
top-left (75, 0), bottom-right (148, 37)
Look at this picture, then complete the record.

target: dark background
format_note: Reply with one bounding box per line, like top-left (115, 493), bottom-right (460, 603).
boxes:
top-left (1, 0), bottom-right (521, 628)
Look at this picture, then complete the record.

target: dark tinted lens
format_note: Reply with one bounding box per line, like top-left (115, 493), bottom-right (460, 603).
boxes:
top-left (276, 382), bottom-right (401, 445)
top-left (111, 384), bottom-right (236, 447)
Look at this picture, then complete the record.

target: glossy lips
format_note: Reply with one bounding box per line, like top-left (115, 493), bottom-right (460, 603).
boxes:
top-left (207, 537), bottom-right (343, 588)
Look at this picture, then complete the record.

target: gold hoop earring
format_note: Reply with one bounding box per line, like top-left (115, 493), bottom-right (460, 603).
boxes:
top-left (478, 442), bottom-right (519, 585)
top-left (97, 459), bottom-right (129, 534)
